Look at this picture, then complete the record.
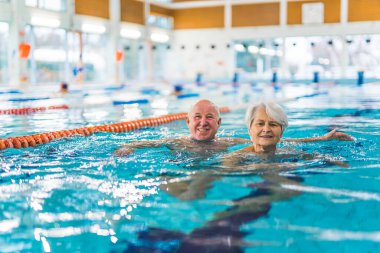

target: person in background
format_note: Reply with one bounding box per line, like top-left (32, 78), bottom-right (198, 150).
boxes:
top-left (170, 84), bottom-right (184, 96)
top-left (59, 82), bottom-right (69, 95)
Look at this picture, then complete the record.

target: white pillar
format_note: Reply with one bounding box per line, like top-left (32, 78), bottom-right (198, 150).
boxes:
top-left (143, 0), bottom-right (153, 82)
top-left (279, 0), bottom-right (287, 79)
top-left (224, 0), bottom-right (234, 79)
top-left (280, 0), bottom-right (287, 27)
top-left (9, 0), bottom-right (26, 86)
top-left (29, 26), bottom-right (36, 85)
top-left (340, 36), bottom-right (349, 79)
top-left (64, 0), bottom-right (75, 83)
top-left (108, 0), bottom-right (121, 84)
top-left (224, 0), bottom-right (231, 30)
top-left (340, 0), bottom-right (348, 79)
top-left (340, 0), bottom-right (348, 24)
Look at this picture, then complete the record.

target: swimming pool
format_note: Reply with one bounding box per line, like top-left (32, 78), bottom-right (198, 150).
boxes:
top-left (0, 83), bottom-right (379, 252)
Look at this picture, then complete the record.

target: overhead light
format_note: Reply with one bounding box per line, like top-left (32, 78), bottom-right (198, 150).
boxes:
top-left (31, 16), bottom-right (61, 28)
top-left (81, 23), bottom-right (106, 34)
top-left (234, 44), bottom-right (245, 52)
top-left (120, 28), bottom-right (141, 39)
top-left (150, 32), bottom-right (169, 43)
top-left (248, 45), bottom-right (259, 54)
top-left (0, 22), bottom-right (9, 33)
top-left (318, 58), bottom-right (330, 65)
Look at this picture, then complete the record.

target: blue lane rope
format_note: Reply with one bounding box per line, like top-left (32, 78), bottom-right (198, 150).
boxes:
top-left (294, 91), bottom-right (328, 99)
top-left (0, 90), bottom-right (22, 95)
top-left (177, 93), bottom-right (199, 99)
top-left (8, 97), bottom-right (50, 102)
top-left (112, 99), bottom-right (149, 105)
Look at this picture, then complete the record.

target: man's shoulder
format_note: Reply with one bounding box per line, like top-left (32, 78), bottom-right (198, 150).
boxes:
top-left (216, 137), bottom-right (249, 145)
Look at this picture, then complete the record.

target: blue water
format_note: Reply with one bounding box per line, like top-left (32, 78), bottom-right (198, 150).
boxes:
top-left (0, 83), bottom-right (380, 252)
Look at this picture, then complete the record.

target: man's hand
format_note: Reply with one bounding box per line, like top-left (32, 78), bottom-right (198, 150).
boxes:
top-left (323, 129), bottom-right (354, 141)
top-left (113, 147), bottom-right (133, 156)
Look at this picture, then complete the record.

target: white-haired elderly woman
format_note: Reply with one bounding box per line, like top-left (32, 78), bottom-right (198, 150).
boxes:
top-left (243, 102), bottom-right (288, 156)
top-left (222, 101), bottom-right (350, 170)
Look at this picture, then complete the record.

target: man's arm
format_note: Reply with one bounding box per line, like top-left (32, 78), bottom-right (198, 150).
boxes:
top-left (113, 139), bottom-right (168, 156)
top-left (284, 129), bottom-right (354, 143)
top-left (161, 173), bottom-right (219, 201)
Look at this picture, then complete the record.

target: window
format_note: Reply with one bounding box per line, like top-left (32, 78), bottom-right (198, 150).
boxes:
top-left (25, 0), bottom-right (66, 12)
top-left (121, 38), bottom-right (141, 81)
top-left (28, 26), bottom-right (66, 83)
top-left (80, 33), bottom-right (108, 83)
top-left (285, 36), bottom-right (343, 79)
top-left (148, 15), bottom-right (173, 29)
top-left (235, 39), bottom-right (282, 79)
top-left (0, 22), bottom-right (9, 84)
top-left (346, 35), bottom-right (380, 78)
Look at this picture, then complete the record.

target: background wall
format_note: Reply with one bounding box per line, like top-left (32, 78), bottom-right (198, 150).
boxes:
top-left (75, 0), bottom-right (110, 19)
top-left (287, 0), bottom-right (340, 25)
top-left (348, 0), bottom-right (380, 22)
top-left (173, 7), bottom-right (224, 29)
top-left (120, 0), bottom-right (144, 25)
top-left (3, 0), bottom-right (380, 85)
top-left (169, 29), bottom-right (234, 81)
top-left (232, 3), bottom-right (280, 27)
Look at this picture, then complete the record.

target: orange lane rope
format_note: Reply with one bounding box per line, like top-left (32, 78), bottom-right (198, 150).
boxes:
top-left (0, 105), bottom-right (69, 115)
top-left (0, 107), bottom-right (231, 150)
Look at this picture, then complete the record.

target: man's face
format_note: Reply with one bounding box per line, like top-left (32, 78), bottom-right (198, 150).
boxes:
top-left (186, 101), bottom-right (221, 141)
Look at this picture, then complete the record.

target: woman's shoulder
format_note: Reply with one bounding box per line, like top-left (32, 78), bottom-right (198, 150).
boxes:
top-left (242, 146), bottom-right (254, 151)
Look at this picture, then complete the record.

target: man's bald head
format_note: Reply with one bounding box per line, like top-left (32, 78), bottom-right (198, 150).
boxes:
top-left (186, 100), bottom-right (221, 141)
top-left (188, 100), bottom-right (220, 118)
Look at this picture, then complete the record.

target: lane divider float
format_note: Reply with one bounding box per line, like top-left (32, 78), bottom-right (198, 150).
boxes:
top-left (0, 90), bottom-right (326, 151)
top-left (0, 106), bottom-right (230, 150)
top-left (176, 93), bottom-right (199, 99)
top-left (0, 105), bottom-right (69, 115)
top-left (112, 99), bottom-right (149, 105)
top-left (0, 90), bottom-right (22, 95)
top-left (7, 97), bottom-right (51, 102)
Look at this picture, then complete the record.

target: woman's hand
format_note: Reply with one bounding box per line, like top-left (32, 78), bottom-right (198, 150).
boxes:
top-left (323, 129), bottom-right (354, 141)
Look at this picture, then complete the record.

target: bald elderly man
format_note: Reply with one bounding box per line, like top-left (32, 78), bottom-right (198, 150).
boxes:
top-left (114, 99), bottom-right (353, 156)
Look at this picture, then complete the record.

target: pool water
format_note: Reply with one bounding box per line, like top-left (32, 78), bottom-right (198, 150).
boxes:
top-left (0, 83), bottom-right (380, 252)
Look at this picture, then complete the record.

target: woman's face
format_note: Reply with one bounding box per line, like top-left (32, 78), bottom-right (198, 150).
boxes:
top-left (249, 106), bottom-right (283, 149)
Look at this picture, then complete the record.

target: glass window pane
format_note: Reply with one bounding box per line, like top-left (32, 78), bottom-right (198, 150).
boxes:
top-left (0, 22), bottom-right (9, 84)
top-left (25, 0), bottom-right (37, 7)
top-left (25, 0), bottom-right (66, 11)
top-left (148, 15), bottom-right (173, 29)
top-left (81, 33), bottom-right (108, 83)
top-left (31, 26), bottom-right (66, 83)
top-left (347, 35), bottom-right (380, 78)
top-left (122, 38), bottom-right (140, 81)
top-left (235, 39), bottom-right (282, 80)
top-left (285, 36), bottom-right (343, 80)
top-left (153, 43), bottom-right (168, 81)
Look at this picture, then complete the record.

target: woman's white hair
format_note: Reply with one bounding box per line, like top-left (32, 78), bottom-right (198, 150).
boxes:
top-left (245, 102), bottom-right (288, 132)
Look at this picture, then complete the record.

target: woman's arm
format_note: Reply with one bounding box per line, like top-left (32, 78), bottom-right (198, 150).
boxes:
top-left (284, 129), bottom-right (354, 143)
